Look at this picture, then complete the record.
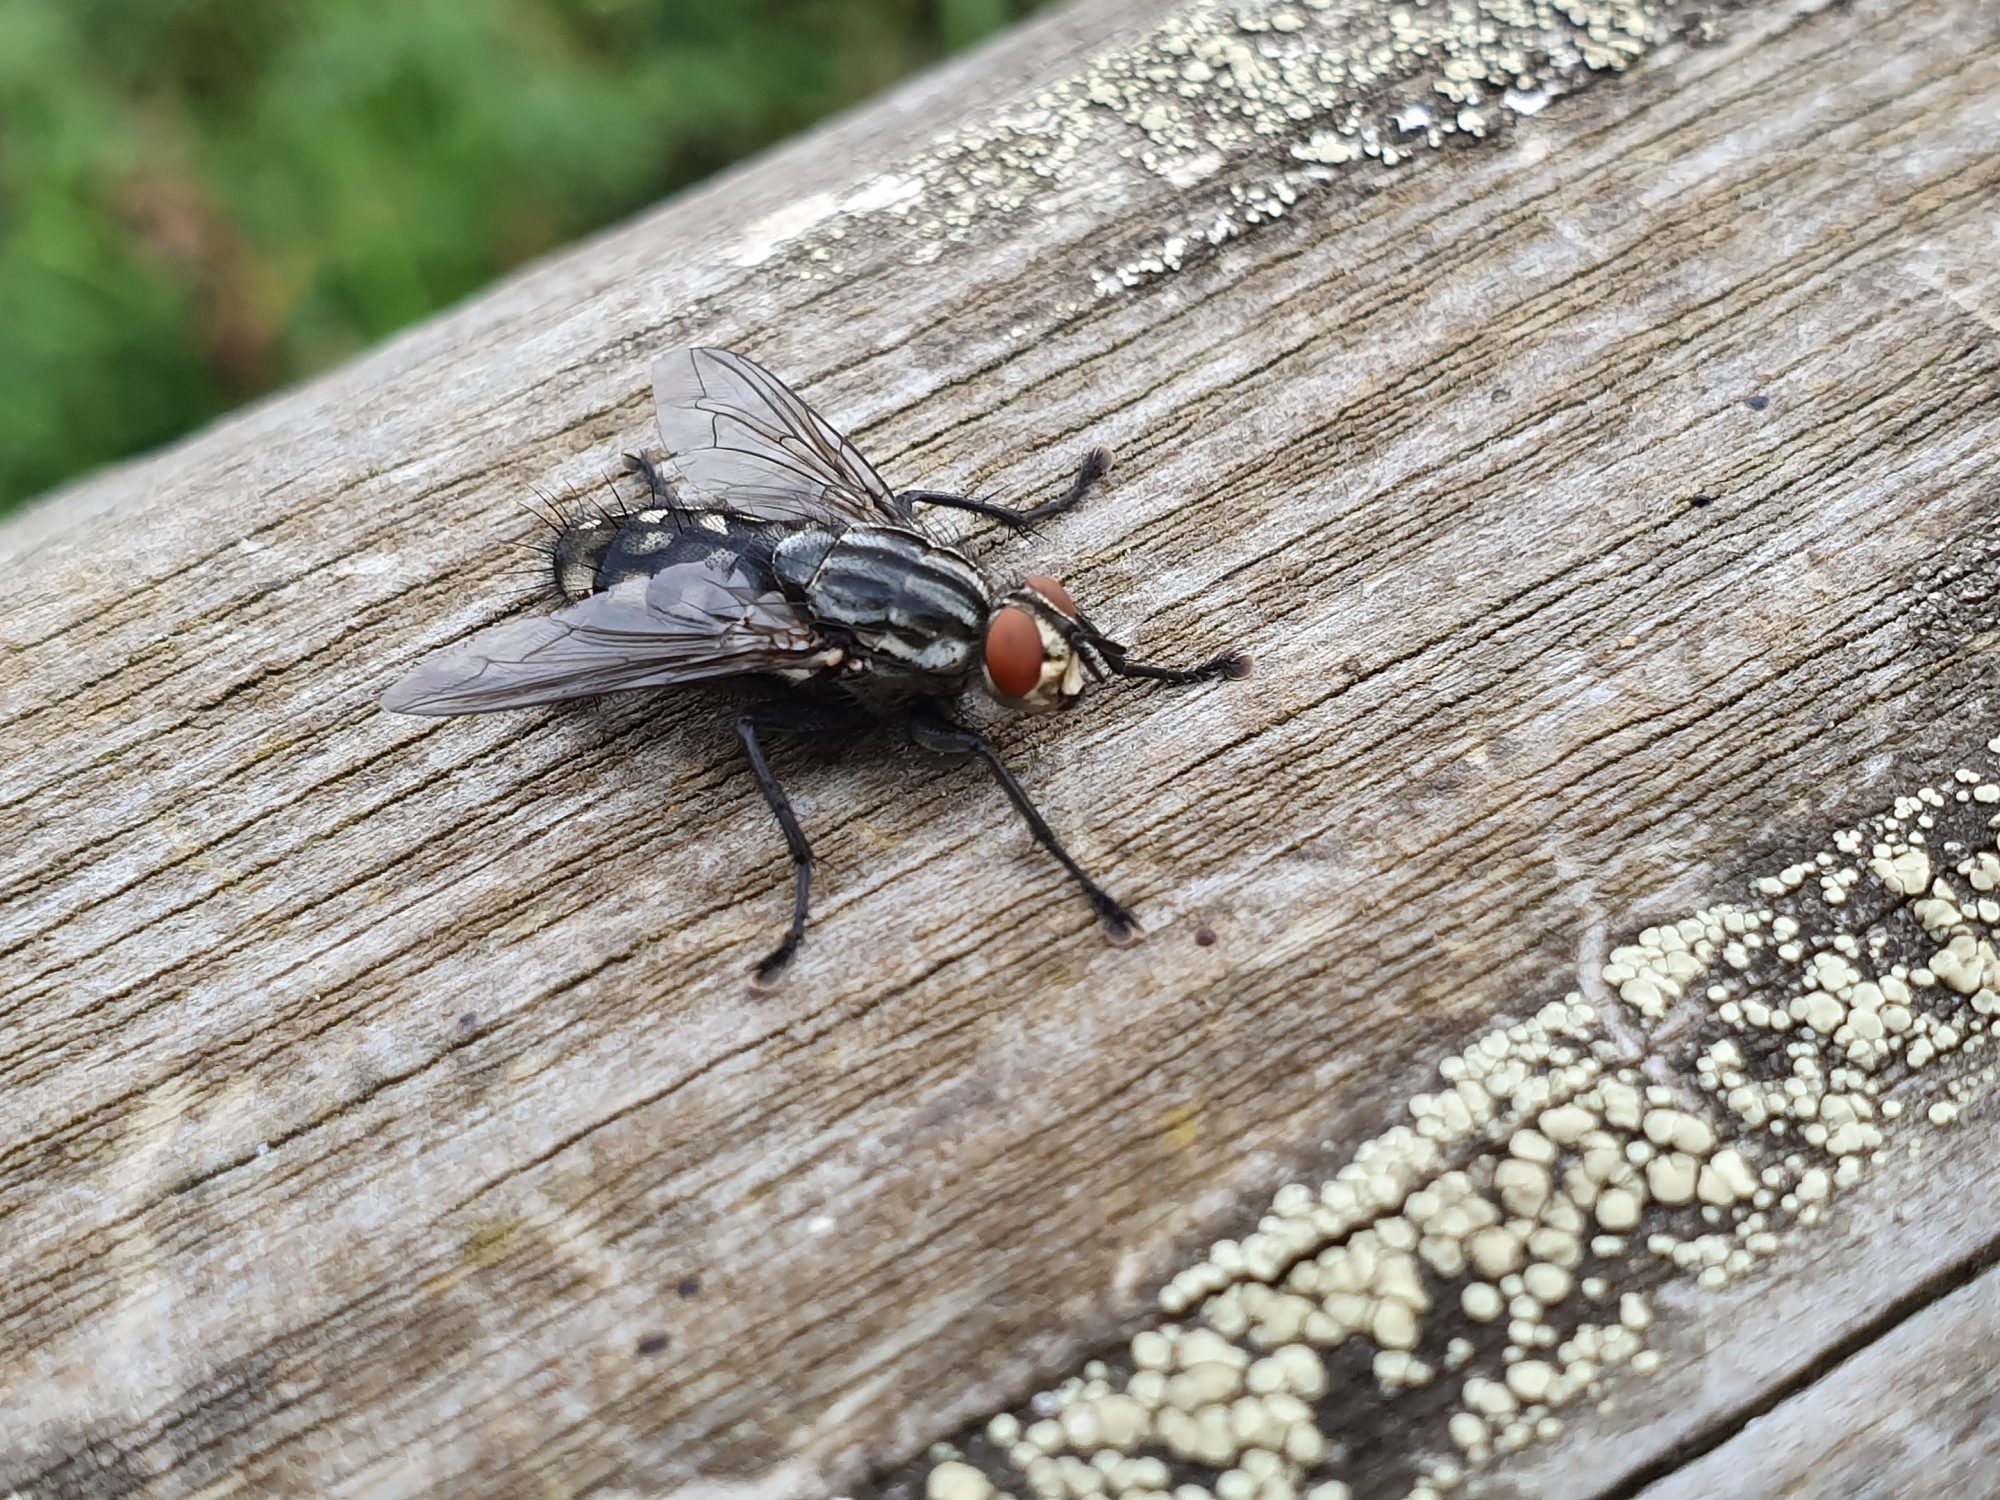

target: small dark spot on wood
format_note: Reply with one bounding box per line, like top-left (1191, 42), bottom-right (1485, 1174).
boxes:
top-left (1196, 926), bottom-right (1217, 947)
top-left (1689, 493), bottom-right (1715, 508)
top-left (1677, 10), bottom-right (1722, 45)
top-left (678, 1276), bottom-right (702, 1299)
top-left (1746, 394), bottom-right (1770, 411)
top-left (1490, 385), bottom-right (1510, 403)
top-left (457, 1012), bottom-right (479, 1033)
top-left (636, 1333), bottom-right (670, 1357)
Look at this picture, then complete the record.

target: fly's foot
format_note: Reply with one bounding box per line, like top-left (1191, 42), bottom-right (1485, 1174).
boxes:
top-left (1095, 893), bottom-right (1140, 945)
top-left (750, 936), bottom-right (800, 989)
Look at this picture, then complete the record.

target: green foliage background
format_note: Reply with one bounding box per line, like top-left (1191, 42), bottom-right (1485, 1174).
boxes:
top-left (0, 0), bottom-right (1048, 515)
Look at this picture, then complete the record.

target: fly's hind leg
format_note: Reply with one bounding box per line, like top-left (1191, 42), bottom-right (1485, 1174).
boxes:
top-left (905, 706), bottom-right (1137, 942)
top-left (896, 444), bottom-right (1114, 533)
top-left (622, 450), bottom-right (691, 507)
top-left (736, 701), bottom-right (869, 982)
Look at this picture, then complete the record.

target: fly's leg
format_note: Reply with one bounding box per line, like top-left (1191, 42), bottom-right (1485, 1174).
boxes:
top-left (1090, 638), bottom-right (1251, 686)
top-left (896, 444), bottom-right (1113, 532)
top-left (621, 451), bottom-right (745, 542)
top-left (735, 702), bottom-right (868, 982)
top-left (622, 451), bottom-right (690, 506)
top-left (736, 712), bottom-right (813, 982)
top-left (1074, 612), bottom-right (1252, 687)
top-left (905, 707), bottom-right (1137, 942)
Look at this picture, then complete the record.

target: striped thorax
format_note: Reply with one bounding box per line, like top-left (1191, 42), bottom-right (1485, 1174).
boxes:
top-left (774, 523), bottom-right (993, 684)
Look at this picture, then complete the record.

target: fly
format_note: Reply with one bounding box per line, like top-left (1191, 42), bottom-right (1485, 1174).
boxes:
top-left (383, 347), bottom-right (1249, 979)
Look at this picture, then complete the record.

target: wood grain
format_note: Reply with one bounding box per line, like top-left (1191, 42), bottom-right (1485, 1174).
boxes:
top-left (4, 0), bottom-right (1999, 1495)
top-left (1481, 1102), bottom-right (2000, 1500)
top-left (1634, 1258), bottom-right (2000, 1500)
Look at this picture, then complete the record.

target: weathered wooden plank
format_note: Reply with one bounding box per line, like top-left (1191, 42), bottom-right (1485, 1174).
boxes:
top-left (4, 0), bottom-right (1999, 1495)
top-left (879, 762), bottom-right (2000, 1499)
top-left (1634, 1260), bottom-right (2000, 1500)
top-left (1469, 1088), bottom-right (2000, 1500)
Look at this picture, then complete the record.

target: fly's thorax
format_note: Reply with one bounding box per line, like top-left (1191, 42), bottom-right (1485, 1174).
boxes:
top-left (794, 524), bottom-right (992, 678)
top-left (771, 528), bottom-right (838, 594)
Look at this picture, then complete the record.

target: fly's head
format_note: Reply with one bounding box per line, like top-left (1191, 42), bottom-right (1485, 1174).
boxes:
top-left (980, 570), bottom-right (1252, 714)
top-left (981, 574), bottom-right (1091, 713)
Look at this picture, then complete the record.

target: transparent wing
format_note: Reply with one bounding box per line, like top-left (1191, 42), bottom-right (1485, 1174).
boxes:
top-left (381, 563), bottom-right (833, 716)
top-left (651, 346), bottom-right (903, 524)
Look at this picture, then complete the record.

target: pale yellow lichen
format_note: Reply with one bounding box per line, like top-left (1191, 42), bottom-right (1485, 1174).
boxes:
top-left (749, 0), bottom-right (1686, 295)
top-left (904, 735), bottom-right (1999, 1499)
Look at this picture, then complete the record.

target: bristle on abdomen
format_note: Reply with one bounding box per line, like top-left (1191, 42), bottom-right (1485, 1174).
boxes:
top-left (521, 471), bottom-right (644, 603)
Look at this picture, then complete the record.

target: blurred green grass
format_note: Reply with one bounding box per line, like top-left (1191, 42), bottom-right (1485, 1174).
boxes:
top-left (0, 0), bottom-right (1049, 515)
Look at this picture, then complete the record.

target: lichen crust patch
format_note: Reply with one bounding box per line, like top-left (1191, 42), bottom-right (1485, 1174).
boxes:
top-left (748, 0), bottom-right (1715, 294)
top-left (890, 737), bottom-right (2000, 1500)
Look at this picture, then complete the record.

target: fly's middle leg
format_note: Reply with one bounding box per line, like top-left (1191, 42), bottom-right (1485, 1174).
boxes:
top-left (905, 707), bottom-right (1137, 942)
top-left (896, 444), bottom-right (1114, 532)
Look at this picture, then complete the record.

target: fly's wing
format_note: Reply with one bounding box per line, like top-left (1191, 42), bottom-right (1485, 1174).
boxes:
top-left (381, 563), bottom-right (834, 716)
top-left (651, 346), bottom-right (904, 525)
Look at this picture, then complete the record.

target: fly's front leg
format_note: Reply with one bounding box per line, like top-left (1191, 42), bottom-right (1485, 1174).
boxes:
top-left (1092, 640), bottom-right (1252, 686)
top-left (897, 444), bottom-right (1113, 532)
top-left (735, 701), bottom-right (867, 982)
top-left (1076, 612), bottom-right (1252, 687)
top-left (906, 707), bottom-right (1137, 942)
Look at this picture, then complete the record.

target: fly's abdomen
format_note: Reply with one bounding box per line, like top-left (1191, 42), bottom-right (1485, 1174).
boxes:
top-left (803, 526), bottom-right (989, 678)
top-left (553, 506), bottom-right (776, 601)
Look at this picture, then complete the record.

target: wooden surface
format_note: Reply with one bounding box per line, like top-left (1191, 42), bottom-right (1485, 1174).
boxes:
top-left (4, 0), bottom-right (2000, 1495)
top-left (1635, 1262), bottom-right (2000, 1500)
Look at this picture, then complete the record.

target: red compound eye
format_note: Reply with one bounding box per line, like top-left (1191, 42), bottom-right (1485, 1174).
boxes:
top-left (984, 606), bottom-right (1045, 698)
top-left (1025, 574), bottom-right (1077, 617)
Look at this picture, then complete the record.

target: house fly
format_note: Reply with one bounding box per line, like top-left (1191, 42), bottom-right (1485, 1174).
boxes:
top-left (383, 347), bottom-right (1249, 979)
